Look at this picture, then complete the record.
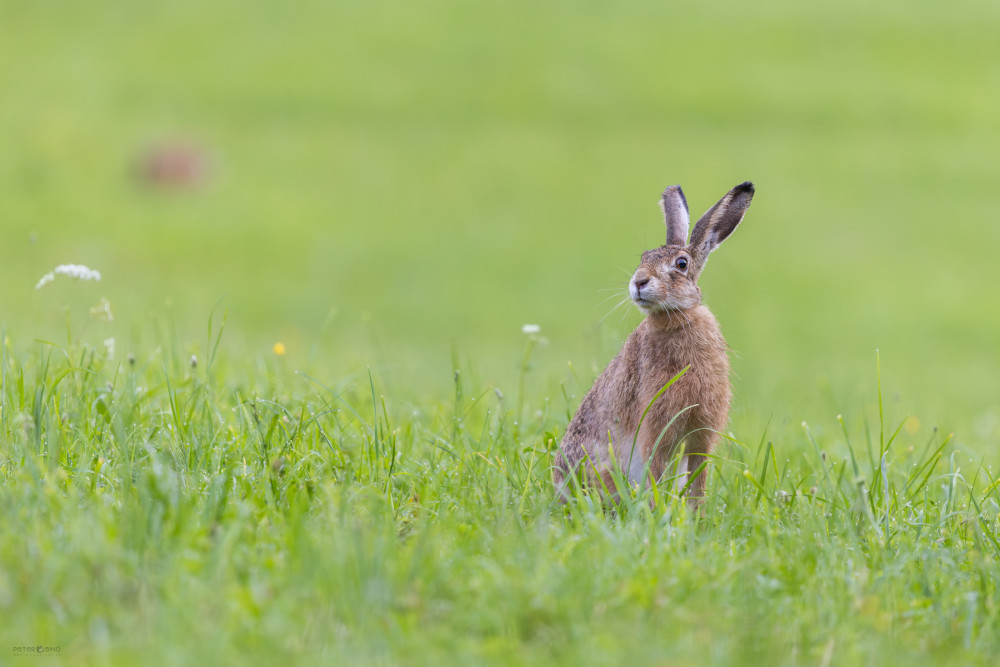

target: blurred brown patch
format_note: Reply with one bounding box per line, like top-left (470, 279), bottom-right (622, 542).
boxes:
top-left (134, 141), bottom-right (210, 190)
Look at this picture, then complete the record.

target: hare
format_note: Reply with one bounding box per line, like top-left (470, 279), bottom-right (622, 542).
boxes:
top-left (553, 181), bottom-right (755, 504)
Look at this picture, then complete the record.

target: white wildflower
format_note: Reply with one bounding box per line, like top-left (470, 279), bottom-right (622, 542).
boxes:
top-left (104, 338), bottom-right (116, 359)
top-left (90, 298), bottom-right (114, 322)
top-left (35, 264), bottom-right (102, 289)
top-left (521, 324), bottom-right (541, 334)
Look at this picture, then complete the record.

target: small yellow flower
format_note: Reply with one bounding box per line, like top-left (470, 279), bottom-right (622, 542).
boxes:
top-left (904, 416), bottom-right (921, 434)
top-left (273, 342), bottom-right (286, 356)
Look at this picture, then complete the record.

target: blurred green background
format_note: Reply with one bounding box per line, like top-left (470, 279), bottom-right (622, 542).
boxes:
top-left (2, 0), bottom-right (998, 443)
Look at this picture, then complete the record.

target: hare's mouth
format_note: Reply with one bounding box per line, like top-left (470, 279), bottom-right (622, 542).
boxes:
top-left (632, 296), bottom-right (658, 313)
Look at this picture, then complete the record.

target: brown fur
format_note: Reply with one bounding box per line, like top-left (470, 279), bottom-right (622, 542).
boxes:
top-left (554, 182), bottom-right (755, 505)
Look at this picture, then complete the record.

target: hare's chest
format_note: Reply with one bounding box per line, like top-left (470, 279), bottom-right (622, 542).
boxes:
top-left (646, 329), bottom-right (722, 375)
top-left (639, 330), bottom-right (728, 401)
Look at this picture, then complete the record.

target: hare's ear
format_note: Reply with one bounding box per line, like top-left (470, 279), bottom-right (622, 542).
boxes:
top-left (687, 181), bottom-right (754, 278)
top-left (660, 185), bottom-right (690, 246)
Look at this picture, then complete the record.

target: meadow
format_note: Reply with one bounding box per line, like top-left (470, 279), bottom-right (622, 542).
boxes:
top-left (2, 0), bottom-right (999, 664)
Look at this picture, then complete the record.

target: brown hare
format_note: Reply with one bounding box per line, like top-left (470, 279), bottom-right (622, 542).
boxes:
top-left (553, 182), bottom-right (755, 505)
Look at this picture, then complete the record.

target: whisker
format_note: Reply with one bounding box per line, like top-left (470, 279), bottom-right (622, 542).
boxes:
top-left (599, 295), bottom-right (633, 325)
top-left (618, 299), bottom-right (635, 325)
top-left (614, 266), bottom-right (635, 278)
top-left (595, 291), bottom-right (629, 307)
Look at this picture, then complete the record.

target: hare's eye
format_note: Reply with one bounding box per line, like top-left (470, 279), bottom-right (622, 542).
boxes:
top-left (675, 257), bottom-right (688, 271)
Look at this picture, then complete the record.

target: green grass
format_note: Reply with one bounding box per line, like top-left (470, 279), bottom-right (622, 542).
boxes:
top-left (1, 329), bottom-right (998, 665)
top-left (2, 0), bottom-right (1000, 663)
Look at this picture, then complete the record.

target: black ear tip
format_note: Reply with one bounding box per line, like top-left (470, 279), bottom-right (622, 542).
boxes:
top-left (662, 184), bottom-right (688, 208)
top-left (735, 181), bottom-right (755, 195)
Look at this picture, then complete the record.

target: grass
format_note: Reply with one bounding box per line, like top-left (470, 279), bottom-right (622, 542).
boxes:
top-left (1, 324), bottom-right (998, 665)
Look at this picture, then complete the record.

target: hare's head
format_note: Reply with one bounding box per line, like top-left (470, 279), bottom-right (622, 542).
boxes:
top-left (629, 182), bottom-right (754, 315)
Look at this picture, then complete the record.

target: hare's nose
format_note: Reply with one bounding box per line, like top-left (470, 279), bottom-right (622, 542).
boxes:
top-left (633, 274), bottom-right (651, 290)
